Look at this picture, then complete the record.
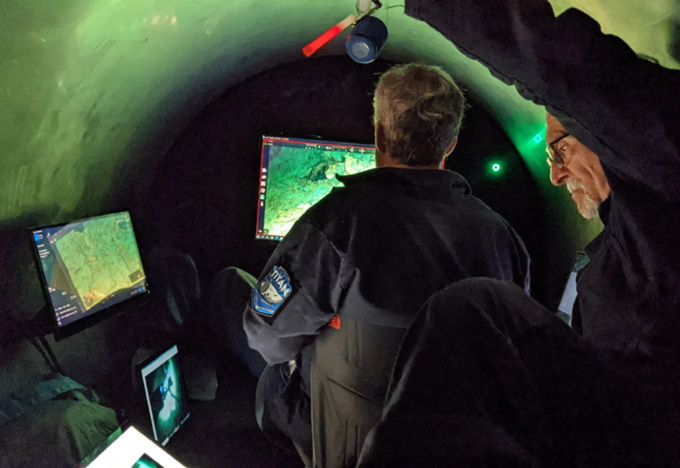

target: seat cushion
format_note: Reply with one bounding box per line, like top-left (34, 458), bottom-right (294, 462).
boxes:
top-left (0, 383), bottom-right (119, 468)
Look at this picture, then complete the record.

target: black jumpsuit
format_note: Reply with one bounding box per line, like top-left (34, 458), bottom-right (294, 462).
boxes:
top-left (244, 167), bottom-right (530, 465)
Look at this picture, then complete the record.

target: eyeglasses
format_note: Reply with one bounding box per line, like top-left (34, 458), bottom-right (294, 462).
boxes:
top-left (545, 134), bottom-right (571, 168)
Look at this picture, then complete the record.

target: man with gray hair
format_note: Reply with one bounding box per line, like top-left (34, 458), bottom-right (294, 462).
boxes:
top-left (373, 63), bottom-right (465, 167)
top-left (243, 62), bottom-right (530, 467)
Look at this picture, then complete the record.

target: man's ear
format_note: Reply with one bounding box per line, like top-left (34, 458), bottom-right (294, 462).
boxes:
top-left (444, 137), bottom-right (458, 157)
top-left (375, 122), bottom-right (386, 154)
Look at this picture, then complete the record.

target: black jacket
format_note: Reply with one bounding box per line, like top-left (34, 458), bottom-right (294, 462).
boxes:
top-left (244, 167), bottom-right (530, 466)
top-left (245, 167), bottom-right (529, 365)
top-left (406, 0), bottom-right (680, 375)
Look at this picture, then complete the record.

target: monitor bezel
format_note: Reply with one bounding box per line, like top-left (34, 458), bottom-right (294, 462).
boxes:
top-left (139, 344), bottom-right (191, 446)
top-left (255, 132), bottom-right (376, 242)
top-left (27, 211), bottom-right (151, 341)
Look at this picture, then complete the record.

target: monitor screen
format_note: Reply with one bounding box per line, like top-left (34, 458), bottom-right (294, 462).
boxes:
top-left (255, 135), bottom-right (376, 240)
top-left (83, 426), bottom-right (187, 468)
top-left (30, 211), bottom-right (149, 337)
top-left (141, 345), bottom-right (190, 446)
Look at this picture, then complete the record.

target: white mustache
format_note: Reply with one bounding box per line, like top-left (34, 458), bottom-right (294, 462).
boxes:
top-left (566, 179), bottom-right (600, 219)
top-left (566, 180), bottom-right (586, 194)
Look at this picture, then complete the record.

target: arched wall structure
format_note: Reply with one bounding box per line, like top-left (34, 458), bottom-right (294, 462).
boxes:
top-left (1, 1), bottom-right (679, 348)
top-left (142, 56), bottom-right (546, 297)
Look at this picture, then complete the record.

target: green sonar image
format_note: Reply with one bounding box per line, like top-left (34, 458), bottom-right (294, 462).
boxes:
top-left (263, 145), bottom-right (375, 237)
top-left (131, 454), bottom-right (164, 468)
top-left (145, 355), bottom-right (188, 445)
top-left (54, 213), bottom-right (145, 311)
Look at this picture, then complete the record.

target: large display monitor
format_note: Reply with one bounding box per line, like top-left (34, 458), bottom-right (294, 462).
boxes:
top-left (141, 345), bottom-right (191, 446)
top-left (29, 211), bottom-right (150, 339)
top-left (255, 135), bottom-right (376, 240)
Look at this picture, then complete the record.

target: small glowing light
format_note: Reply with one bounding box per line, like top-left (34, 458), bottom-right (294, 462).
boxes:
top-left (532, 133), bottom-right (544, 144)
top-left (172, 16), bottom-right (177, 24)
top-left (492, 163), bottom-right (501, 172)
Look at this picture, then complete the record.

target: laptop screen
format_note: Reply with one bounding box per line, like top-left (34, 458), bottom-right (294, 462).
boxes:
top-left (141, 346), bottom-right (190, 446)
top-left (84, 426), bottom-right (187, 468)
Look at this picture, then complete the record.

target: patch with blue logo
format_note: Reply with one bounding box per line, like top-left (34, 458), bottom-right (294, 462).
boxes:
top-left (252, 266), bottom-right (293, 317)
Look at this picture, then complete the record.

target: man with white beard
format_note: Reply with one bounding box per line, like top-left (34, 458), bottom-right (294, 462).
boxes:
top-left (546, 114), bottom-right (609, 220)
top-left (357, 1), bottom-right (680, 467)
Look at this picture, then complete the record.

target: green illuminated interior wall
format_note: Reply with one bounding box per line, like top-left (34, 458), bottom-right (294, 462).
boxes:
top-left (1, 0), bottom-right (678, 302)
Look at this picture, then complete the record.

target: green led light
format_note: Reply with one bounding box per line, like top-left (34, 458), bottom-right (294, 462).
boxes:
top-left (532, 133), bottom-right (544, 145)
top-left (487, 160), bottom-right (504, 177)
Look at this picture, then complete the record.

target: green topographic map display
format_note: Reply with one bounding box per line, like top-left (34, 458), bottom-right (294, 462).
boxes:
top-left (54, 213), bottom-right (145, 310)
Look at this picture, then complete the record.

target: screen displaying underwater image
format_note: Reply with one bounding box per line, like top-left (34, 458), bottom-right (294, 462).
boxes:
top-left (31, 211), bottom-right (148, 329)
top-left (141, 346), bottom-right (190, 446)
top-left (84, 427), bottom-right (187, 468)
top-left (131, 454), bottom-right (165, 468)
top-left (255, 136), bottom-right (376, 240)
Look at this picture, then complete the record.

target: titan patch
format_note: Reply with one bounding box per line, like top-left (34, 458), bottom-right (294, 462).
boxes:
top-left (252, 266), bottom-right (293, 317)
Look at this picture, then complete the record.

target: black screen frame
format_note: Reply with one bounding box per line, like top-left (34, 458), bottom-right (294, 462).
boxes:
top-left (27, 211), bottom-right (151, 341)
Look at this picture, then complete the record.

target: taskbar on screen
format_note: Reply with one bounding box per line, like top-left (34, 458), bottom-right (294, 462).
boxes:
top-left (256, 234), bottom-right (283, 241)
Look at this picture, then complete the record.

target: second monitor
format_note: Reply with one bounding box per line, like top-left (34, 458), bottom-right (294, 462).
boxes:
top-left (30, 211), bottom-right (149, 340)
top-left (255, 135), bottom-right (376, 241)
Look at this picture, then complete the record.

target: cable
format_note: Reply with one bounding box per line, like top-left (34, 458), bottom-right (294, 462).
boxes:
top-left (24, 305), bottom-right (65, 375)
top-left (30, 338), bottom-right (59, 374)
top-left (39, 336), bottom-right (65, 375)
top-left (358, 3), bottom-right (402, 22)
top-left (384, 4), bottom-right (405, 29)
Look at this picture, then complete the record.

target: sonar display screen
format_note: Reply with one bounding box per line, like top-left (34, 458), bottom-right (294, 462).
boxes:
top-left (141, 345), bottom-right (190, 446)
top-left (31, 211), bottom-right (148, 330)
top-left (255, 135), bottom-right (376, 241)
